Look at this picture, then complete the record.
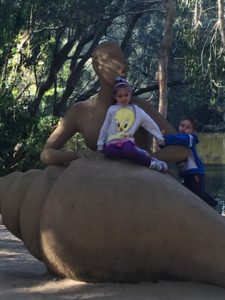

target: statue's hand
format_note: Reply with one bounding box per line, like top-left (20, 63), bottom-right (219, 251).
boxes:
top-left (41, 148), bottom-right (79, 166)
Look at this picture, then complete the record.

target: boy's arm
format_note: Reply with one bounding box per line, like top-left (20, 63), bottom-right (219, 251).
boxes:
top-left (164, 133), bottom-right (195, 148)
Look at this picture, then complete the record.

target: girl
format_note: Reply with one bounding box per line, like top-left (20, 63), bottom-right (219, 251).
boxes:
top-left (97, 77), bottom-right (168, 173)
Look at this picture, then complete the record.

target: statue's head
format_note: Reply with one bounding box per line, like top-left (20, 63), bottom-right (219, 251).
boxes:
top-left (92, 41), bottom-right (128, 86)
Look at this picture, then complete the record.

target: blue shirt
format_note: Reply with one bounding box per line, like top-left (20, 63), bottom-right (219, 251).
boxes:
top-left (164, 133), bottom-right (205, 177)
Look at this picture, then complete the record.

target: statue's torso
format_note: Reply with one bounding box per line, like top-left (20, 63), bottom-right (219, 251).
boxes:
top-left (75, 98), bottom-right (152, 151)
top-left (74, 99), bottom-right (110, 150)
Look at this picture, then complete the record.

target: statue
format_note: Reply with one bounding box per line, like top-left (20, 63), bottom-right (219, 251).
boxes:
top-left (1, 41), bottom-right (225, 287)
top-left (40, 41), bottom-right (188, 166)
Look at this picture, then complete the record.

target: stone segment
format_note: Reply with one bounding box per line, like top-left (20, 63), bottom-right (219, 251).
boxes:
top-left (2, 169), bottom-right (42, 239)
top-left (20, 166), bottom-right (65, 260)
top-left (0, 171), bottom-right (22, 214)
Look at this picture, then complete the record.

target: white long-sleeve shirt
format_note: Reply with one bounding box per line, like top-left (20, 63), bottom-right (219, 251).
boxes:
top-left (97, 104), bottom-right (164, 150)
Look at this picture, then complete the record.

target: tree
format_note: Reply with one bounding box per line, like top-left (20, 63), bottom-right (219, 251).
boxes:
top-left (217, 0), bottom-right (225, 50)
top-left (158, 0), bottom-right (176, 118)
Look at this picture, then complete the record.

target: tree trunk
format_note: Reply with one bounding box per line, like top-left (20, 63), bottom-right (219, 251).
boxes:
top-left (218, 0), bottom-right (225, 50)
top-left (158, 0), bottom-right (176, 119)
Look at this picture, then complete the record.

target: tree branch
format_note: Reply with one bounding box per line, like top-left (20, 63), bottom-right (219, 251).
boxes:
top-left (121, 11), bottom-right (144, 55)
top-left (28, 25), bottom-right (83, 116)
top-left (53, 20), bottom-right (115, 115)
top-left (133, 80), bottom-right (187, 96)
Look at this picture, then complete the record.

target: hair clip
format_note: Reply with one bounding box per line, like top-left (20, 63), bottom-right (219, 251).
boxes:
top-left (115, 76), bottom-right (126, 82)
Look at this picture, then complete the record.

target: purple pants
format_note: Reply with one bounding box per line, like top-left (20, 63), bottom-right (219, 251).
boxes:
top-left (103, 141), bottom-right (152, 167)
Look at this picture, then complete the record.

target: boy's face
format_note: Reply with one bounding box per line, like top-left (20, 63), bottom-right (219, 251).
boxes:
top-left (179, 119), bottom-right (194, 134)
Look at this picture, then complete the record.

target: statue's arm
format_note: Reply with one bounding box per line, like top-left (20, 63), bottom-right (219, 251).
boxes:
top-left (41, 106), bottom-right (80, 166)
top-left (132, 96), bottom-right (176, 134)
top-left (132, 97), bottom-right (190, 162)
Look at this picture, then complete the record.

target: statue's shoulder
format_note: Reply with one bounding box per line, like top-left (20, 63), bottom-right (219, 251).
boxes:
top-left (132, 96), bottom-right (152, 106)
top-left (67, 99), bottom-right (93, 116)
top-left (64, 102), bottom-right (86, 121)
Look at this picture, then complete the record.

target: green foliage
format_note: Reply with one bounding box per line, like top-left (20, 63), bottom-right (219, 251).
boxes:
top-left (0, 91), bottom-right (59, 175)
top-left (64, 133), bottom-right (87, 152)
top-left (167, 0), bottom-right (225, 127)
top-left (18, 115), bottom-right (59, 172)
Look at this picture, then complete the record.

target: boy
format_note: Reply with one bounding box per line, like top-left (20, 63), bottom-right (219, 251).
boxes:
top-left (163, 116), bottom-right (219, 210)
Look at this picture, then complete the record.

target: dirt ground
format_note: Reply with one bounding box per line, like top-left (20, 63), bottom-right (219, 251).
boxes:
top-left (1, 223), bottom-right (225, 300)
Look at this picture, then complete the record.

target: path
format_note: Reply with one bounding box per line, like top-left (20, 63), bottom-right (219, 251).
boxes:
top-left (1, 223), bottom-right (225, 300)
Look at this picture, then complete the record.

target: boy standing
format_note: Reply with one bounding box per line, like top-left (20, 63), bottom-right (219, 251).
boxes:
top-left (164, 116), bottom-right (219, 209)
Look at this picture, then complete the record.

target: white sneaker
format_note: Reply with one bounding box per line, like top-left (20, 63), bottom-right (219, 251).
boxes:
top-left (150, 157), bottom-right (168, 173)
